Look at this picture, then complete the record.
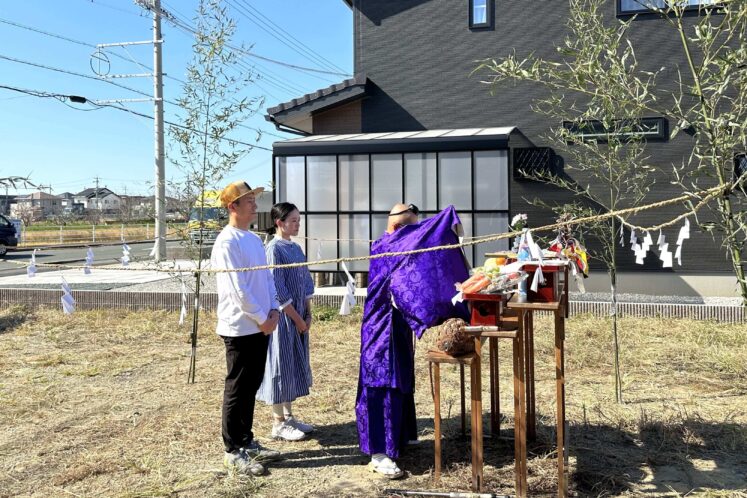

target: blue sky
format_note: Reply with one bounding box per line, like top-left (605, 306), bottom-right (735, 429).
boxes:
top-left (0, 0), bottom-right (353, 196)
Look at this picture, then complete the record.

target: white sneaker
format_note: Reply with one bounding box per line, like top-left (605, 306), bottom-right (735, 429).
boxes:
top-left (369, 453), bottom-right (404, 479)
top-left (286, 416), bottom-right (315, 434)
top-left (271, 421), bottom-right (306, 441)
top-left (224, 451), bottom-right (265, 476)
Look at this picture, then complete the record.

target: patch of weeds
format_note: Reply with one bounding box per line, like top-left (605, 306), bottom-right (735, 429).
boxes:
top-left (0, 305), bottom-right (30, 334)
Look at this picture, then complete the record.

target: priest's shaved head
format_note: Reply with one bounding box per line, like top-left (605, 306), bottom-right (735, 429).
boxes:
top-left (387, 203), bottom-right (419, 233)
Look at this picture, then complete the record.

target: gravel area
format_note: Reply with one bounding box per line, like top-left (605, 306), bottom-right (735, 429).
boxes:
top-left (569, 291), bottom-right (743, 306)
top-left (119, 279), bottom-right (743, 306)
top-left (108, 274), bottom-right (217, 293)
top-left (3, 273), bottom-right (742, 306)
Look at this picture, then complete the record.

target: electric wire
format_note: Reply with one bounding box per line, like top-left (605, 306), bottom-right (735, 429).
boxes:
top-left (147, 4), bottom-right (351, 78)
top-left (227, 0), bottom-right (346, 77)
top-left (233, 0), bottom-right (348, 74)
top-left (0, 83), bottom-right (273, 151)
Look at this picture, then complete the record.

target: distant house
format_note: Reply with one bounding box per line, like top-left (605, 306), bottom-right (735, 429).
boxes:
top-left (58, 192), bottom-right (85, 215)
top-left (0, 194), bottom-right (16, 216)
top-left (74, 187), bottom-right (121, 212)
top-left (10, 191), bottom-right (62, 221)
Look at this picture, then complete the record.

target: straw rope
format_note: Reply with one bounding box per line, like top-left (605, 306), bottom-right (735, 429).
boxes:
top-left (1, 183), bottom-right (729, 274)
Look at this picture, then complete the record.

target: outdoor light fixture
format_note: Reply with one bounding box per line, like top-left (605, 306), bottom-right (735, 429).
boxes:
top-left (735, 153), bottom-right (747, 185)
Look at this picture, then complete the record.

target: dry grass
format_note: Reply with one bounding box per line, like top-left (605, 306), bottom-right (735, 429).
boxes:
top-left (0, 305), bottom-right (746, 497)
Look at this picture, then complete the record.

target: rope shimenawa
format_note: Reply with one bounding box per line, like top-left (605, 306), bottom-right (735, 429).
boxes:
top-left (2, 184), bottom-right (728, 273)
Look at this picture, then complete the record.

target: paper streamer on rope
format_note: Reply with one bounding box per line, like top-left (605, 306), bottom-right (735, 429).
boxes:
top-left (27, 249), bottom-right (37, 278)
top-left (657, 229), bottom-right (666, 250)
top-left (629, 228), bottom-right (637, 246)
top-left (642, 231), bottom-right (653, 253)
top-left (659, 242), bottom-right (673, 268)
top-left (675, 218), bottom-right (690, 266)
top-left (61, 277), bottom-right (75, 314)
top-left (121, 243), bottom-right (131, 267)
top-left (339, 261), bottom-right (356, 316)
top-left (677, 218), bottom-right (691, 245)
top-left (178, 281), bottom-right (188, 325)
top-left (530, 265), bottom-right (545, 293)
top-left (619, 223), bottom-right (625, 247)
top-left (632, 230), bottom-right (653, 265)
top-left (570, 261), bottom-right (586, 293)
top-left (84, 248), bottom-right (94, 274)
top-left (316, 241), bottom-right (323, 263)
top-left (525, 230), bottom-right (543, 262)
top-left (451, 290), bottom-right (464, 305)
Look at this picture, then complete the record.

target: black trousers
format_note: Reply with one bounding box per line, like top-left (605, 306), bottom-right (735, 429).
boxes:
top-left (222, 333), bottom-right (270, 453)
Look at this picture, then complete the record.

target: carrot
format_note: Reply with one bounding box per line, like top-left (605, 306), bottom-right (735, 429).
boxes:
top-left (460, 273), bottom-right (491, 293)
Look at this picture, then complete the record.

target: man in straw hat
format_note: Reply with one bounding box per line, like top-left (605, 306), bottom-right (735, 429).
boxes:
top-left (356, 203), bottom-right (470, 479)
top-left (210, 180), bottom-right (282, 476)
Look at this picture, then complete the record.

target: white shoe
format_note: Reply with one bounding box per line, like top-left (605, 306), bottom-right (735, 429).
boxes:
top-left (224, 451), bottom-right (265, 476)
top-left (271, 421), bottom-right (306, 441)
top-left (369, 453), bottom-right (404, 479)
top-left (286, 416), bottom-right (314, 434)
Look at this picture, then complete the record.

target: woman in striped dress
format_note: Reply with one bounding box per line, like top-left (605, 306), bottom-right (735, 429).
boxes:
top-left (257, 202), bottom-right (315, 441)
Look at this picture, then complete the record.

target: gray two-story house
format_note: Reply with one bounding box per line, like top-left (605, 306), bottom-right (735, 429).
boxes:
top-left (267, 0), bottom-right (739, 297)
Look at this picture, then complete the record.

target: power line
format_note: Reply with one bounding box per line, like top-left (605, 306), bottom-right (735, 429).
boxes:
top-left (0, 16), bottom-right (186, 86)
top-left (226, 0), bottom-right (347, 75)
top-left (0, 48), bottom-right (286, 139)
top-left (152, 6), bottom-right (311, 95)
top-left (0, 83), bottom-right (274, 151)
top-left (77, 0), bottom-right (147, 18)
top-left (0, 52), bottom-right (154, 99)
top-left (144, 3), bottom-right (351, 78)
top-left (235, 0), bottom-right (348, 74)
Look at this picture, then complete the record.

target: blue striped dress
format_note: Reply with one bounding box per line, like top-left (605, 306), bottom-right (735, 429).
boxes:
top-left (256, 237), bottom-right (315, 404)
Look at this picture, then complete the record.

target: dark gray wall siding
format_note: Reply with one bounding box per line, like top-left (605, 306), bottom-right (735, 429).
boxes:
top-left (349, 0), bottom-right (738, 274)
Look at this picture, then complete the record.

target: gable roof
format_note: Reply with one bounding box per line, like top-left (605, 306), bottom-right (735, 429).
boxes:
top-left (266, 74), bottom-right (368, 134)
top-left (76, 187), bottom-right (117, 199)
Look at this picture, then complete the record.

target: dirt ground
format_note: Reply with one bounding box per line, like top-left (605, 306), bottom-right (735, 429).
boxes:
top-left (0, 305), bottom-right (746, 497)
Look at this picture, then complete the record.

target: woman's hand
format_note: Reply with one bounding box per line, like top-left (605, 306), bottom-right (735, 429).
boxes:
top-left (294, 317), bottom-right (309, 333)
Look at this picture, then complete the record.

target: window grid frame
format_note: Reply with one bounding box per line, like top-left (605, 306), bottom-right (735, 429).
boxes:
top-left (273, 150), bottom-right (511, 272)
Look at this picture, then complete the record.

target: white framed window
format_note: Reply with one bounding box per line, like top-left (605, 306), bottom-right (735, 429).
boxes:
top-left (619, 0), bottom-right (718, 14)
top-left (469, 0), bottom-right (492, 28)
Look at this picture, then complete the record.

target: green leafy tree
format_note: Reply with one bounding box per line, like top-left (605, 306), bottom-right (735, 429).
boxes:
top-left (169, 0), bottom-right (263, 383)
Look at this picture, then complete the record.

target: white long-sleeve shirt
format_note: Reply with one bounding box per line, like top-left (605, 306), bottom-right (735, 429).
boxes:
top-left (210, 225), bottom-right (279, 337)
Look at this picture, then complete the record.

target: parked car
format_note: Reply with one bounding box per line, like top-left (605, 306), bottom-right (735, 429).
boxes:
top-left (0, 214), bottom-right (18, 256)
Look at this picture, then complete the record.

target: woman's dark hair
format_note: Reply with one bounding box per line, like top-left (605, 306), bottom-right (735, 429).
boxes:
top-left (266, 202), bottom-right (299, 235)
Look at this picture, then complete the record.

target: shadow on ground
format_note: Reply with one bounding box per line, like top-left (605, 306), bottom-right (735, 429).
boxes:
top-left (297, 412), bottom-right (747, 496)
top-left (0, 305), bottom-right (28, 335)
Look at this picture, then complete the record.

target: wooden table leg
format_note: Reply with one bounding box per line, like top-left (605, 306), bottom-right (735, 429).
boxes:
top-left (460, 363), bottom-right (466, 437)
top-left (514, 311), bottom-right (527, 498)
top-left (555, 310), bottom-right (567, 498)
top-left (489, 336), bottom-right (500, 436)
top-left (526, 312), bottom-right (536, 441)
top-left (433, 362), bottom-right (442, 482)
top-left (471, 337), bottom-right (484, 491)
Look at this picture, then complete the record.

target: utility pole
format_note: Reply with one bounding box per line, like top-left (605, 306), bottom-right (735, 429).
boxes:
top-left (153, 0), bottom-right (166, 262)
top-left (94, 0), bottom-right (168, 261)
top-left (94, 176), bottom-right (100, 211)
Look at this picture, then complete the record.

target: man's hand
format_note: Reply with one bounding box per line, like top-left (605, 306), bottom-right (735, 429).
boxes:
top-left (259, 310), bottom-right (280, 334)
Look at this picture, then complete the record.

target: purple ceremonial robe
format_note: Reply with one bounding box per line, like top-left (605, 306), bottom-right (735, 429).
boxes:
top-left (356, 206), bottom-right (470, 458)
